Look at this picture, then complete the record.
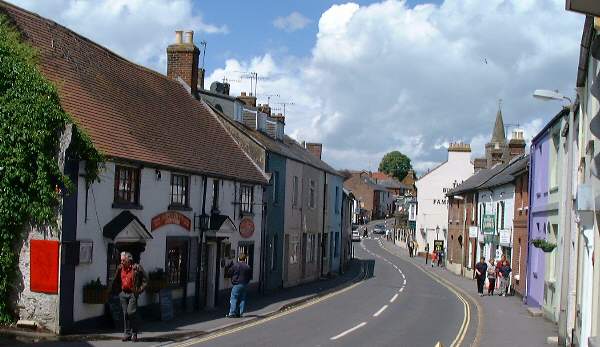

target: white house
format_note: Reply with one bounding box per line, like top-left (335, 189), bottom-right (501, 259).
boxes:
top-left (415, 143), bottom-right (473, 255)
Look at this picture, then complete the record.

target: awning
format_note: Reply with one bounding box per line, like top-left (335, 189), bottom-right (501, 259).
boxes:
top-left (103, 211), bottom-right (153, 243)
top-left (205, 214), bottom-right (237, 238)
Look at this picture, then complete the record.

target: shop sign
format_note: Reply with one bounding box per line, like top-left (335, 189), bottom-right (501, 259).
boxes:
top-left (151, 211), bottom-right (191, 231)
top-left (434, 240), bottom-right (444, 253)
top-left (482, 214), bottom-right (496, 234)
top-left (499, 229), bottom-right (511, 246)
top-left (239, 217), bottom-right (255, 238)
top-left (469, 226), bottom-right (478, 238)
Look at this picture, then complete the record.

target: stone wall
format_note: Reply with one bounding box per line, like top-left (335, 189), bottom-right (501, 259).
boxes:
top-left (16, 226), bottom-right (61, 333)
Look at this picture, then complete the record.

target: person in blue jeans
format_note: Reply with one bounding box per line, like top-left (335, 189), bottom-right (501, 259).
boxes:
top-left (226, 253), bottom-right (253, 318)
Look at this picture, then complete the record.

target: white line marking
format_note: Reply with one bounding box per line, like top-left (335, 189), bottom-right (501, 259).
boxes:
top-left (373, 305), bottom-right (388, 317)
top-left (390, 294), bottom-right (398, 303)
top-left (401, 273), bottom-right (405, 279)
top-left (399, 287), bottom-right (404, 292)
top-left (403, 279), bottom-right (407, 285)
top-left (330, 322), bottom-right (367, 340)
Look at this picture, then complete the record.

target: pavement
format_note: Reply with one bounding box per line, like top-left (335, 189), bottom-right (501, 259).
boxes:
top-left (383, 236), bottom-right (559, 347)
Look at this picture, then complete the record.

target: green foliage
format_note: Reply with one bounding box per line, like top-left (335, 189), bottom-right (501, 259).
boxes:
top-left (378, 151), bottom-right (412, 181)
top-left (531, 239), bottom-right (556, 253)
top-left (0, 15), bottom-right (103, 323)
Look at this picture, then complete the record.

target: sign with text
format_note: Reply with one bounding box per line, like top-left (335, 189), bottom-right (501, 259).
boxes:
top-left (482, 214), bottom-right (496, 235)
top-left (151, 211), bottom-right (191, 231)
top-left (499, 229), bottom-right (511, 246)
top-left (433, 240), bottom-right (444, 253)
top-left (469, 226), bottom-right (478, 238)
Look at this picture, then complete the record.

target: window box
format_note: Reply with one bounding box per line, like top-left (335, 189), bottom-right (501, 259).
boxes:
top-left (83, 278), bottom-right (108, 304)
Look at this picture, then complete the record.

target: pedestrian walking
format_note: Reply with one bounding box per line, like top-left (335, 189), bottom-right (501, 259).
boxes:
top-left (430, 251), bottom-right (437, 267)
top-left (408, 240), bottom-right (414, 257)
top-left (437, 250), bottom-right (444, 267)
top-left (226, 253), bottom-right (253, 318)
top-left (486, 259), bottom-right (497, 296)
top-left (425, 243), bottom-right (430, 264)
top-left (474, 257), bottom-right (487, 297)
top-left (111, 251), bottom-right (147, 342)
top-left (498, 260), bottom-right (512, 296)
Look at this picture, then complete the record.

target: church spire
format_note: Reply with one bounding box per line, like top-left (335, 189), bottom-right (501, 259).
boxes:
top-left (491, 99), bottom-right (506, 143)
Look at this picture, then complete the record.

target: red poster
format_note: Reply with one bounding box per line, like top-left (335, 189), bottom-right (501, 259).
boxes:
top-left (30, 240), bottom-right (59, 294)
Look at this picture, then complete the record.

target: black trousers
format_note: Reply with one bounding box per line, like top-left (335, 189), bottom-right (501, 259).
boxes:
top-left (476, 276), bottom-right (485, 294)
top-left (488, 278), bottom-right (496, 294)
top-left (119, 292), bottom-right (138, 334)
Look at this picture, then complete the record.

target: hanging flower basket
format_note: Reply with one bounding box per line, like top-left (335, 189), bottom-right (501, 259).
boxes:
top-left (83, 278), bottom-right (108, 304)
top-left (531, 239), bottom-right (557, 253)
top-left (147, 268), bottom-right (168, 293)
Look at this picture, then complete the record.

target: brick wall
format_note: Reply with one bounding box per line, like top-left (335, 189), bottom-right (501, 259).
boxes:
top-left (512, 171), bottom-right (529, 296)
top-left (167, 44), bottom-right (199, 94)
top-left (343, 174), bottom-right (375, 218)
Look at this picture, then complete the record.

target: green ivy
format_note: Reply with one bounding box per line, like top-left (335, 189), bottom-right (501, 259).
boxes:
top-left (531, 239), bottom-right (557, 253)
top-left (0, 14), bottom-right (103, 323)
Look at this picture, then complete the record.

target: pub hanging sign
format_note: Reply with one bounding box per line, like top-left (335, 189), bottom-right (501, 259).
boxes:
top-left (482, 214), bottom-right (496, 235)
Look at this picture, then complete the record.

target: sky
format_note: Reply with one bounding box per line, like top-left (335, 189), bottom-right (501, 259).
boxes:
top-left (7, 0), bottom-right (584, 174)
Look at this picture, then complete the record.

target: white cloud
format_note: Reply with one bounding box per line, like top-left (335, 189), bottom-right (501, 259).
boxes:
top-left (209, 0), bottom-right (581, 172)
top-left (273, 11), bottom-right (311, 32)
top-left (7, 0), bottom-right (227, 73)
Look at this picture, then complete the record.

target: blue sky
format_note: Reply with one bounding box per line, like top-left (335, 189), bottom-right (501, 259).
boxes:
top-left (6, 0), bottom-right (584, 172)
top-left (195, 1), bottom-right (441, 75)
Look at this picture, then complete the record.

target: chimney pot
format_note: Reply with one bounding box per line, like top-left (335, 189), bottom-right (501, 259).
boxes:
top-left (241, 92), bottom-right (247, 96)
top-left (175, 30), bottom-right (183, 44)
top-left (184, 30), bottom-right (194, 44)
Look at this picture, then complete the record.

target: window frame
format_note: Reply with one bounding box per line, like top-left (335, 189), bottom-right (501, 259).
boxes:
top-left (309, 180), bottom-right (316, 209)
top-left (169, 173), bottom-right (190, 208)
top-left (212, 179), bottom-right (220, 213)
top-left (240, 184), bottom-right (254, 214)
top-left (113, 165), bottom-right (141, 207)
top-left (165, 237), bottom-right (189, 288)
top-left (292, 176), bottom-right (299, 208)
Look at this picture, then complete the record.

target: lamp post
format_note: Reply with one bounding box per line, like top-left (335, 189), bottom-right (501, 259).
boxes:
top-left (533, 88), bottom-right (575, 346)
top-left (436, 225), bottom-right (440, 241)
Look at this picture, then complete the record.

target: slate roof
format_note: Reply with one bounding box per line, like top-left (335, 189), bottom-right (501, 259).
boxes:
top-left (1, 1), bottom-right (267, 184)
top-left (446, 154), bottom-right (529, 196)
top-left (205, 102), bottom-right (342, 177)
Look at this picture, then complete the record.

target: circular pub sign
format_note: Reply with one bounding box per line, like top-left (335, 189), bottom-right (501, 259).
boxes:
top-left (239, 217), bottom-right (255, 238)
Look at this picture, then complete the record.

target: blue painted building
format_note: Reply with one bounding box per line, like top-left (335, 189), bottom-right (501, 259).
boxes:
top-left (327, 172), bottom-right (344, 274)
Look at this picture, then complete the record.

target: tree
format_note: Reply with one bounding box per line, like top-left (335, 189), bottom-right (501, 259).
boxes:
top-left (378, 151), bottom-right (412, 181)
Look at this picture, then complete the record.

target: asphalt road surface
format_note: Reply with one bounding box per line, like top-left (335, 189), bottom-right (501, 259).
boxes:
top-left (167, 231), bottom-right (473, 347)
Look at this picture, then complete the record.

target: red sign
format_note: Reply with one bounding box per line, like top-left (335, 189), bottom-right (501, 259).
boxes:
top-left (151, 211), bottom-right (191, 231)
top-left (239, 218), bottom-right (255, 238)
top-left (30, 240), bottom-right (59, 294)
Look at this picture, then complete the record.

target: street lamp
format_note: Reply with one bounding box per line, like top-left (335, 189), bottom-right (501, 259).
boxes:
top-left (436, 225), bottom-right (440, 240)
top-left (533, 89), bottom-right (572, 103)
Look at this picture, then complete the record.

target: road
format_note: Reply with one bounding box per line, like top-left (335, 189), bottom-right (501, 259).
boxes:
top-left (167, 225), bottom-right (474, 347)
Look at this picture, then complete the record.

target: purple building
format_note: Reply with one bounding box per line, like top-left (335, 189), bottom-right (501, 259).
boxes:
top-left (527, 109), bottom-right (568, 308)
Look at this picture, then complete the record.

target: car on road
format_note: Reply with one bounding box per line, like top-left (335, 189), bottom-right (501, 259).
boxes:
top-left (373, 224), bottom-right (386, 235)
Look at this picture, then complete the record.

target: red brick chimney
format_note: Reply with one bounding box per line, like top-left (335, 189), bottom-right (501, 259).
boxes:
top-left (306, 143), bottom-right (323, 159)
top-left (167, 30), bottom-right (199, 95)
top-left (508, 129), bottom-right (526, 158)
top-left (238, 92), bottom-right (257, 107)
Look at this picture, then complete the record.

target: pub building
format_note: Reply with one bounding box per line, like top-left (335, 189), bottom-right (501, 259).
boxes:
top-left (5, 2), bottom-right (268, 333)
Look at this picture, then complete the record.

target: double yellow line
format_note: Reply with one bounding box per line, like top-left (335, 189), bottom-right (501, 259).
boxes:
top-left (378, 243), bottom-right (472, 347)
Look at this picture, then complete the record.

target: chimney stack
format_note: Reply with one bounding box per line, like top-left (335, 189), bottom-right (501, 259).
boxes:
top-left (306, 143), bottom-right (323, 159)
top-left (508, 129), bottom-right (526, 158)
top-left (238, 92), bottom-right (257, 107)
top-left (167, 30), bottom-right (200, 95)
top-left (473, 158), bottom-right (487, 171)
top-left (258, 103), bottom-right (271, 116)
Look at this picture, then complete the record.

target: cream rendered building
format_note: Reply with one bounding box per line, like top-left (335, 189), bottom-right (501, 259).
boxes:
top-left (415, 144), bottom-right (474, 255)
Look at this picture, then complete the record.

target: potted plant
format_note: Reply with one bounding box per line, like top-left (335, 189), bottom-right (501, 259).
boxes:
top-left (83, 277), bottom-right (108, 304)
top-left (531, 239), bottom-right (557, 253)
top-left (147, 268), bottom-right (168, 293)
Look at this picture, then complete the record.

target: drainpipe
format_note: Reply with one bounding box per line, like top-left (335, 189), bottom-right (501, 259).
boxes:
top-left (195, 175), bottom-right (208, 310)
top-left (321, 171), bottom-right (328, 277)
top-left (525, 144), bottom-right (535, 305)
